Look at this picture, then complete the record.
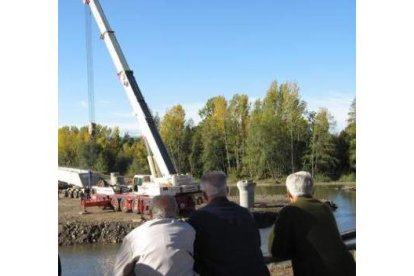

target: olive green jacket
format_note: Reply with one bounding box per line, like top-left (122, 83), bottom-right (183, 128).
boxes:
top-left (268, 197), bottom-right (355, 276)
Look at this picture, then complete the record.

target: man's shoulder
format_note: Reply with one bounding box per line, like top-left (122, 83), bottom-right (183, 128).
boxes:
top-left (278, 203), bottom-right (304, 218)
top-left (174, 219), bottom-right (196, 233)
top-left (152, 218), bottom-right (195, 233)
top-left (188, 207), bottom-right (209, 222)
top-left (189, 200), bottom-right (253, 223)
top-left (187, 204), bottom-right (221, 228)
top-left (281, 198), bottom-right (333, 221)
top-left (123, 222), bottom-right (147, 242)
top-left (190, 199), bottom-right (241, 216)
top-left (292, 198), bottom-right (332, 213)
top-left (136, 219), bottom-right (195, 237)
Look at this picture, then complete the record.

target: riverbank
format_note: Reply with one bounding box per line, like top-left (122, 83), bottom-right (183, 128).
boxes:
top-left (58, 185), bottom-right (347, 246)
top-left (228, 180), bottom-right (356, 187)
top-left (59, 221), bottom-right (140, 246)
top-left (58, 194), bottom-right (286, 246)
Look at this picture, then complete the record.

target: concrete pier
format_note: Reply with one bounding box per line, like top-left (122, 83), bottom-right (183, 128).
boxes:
top-left (237, 180), bottom-right (256, 208)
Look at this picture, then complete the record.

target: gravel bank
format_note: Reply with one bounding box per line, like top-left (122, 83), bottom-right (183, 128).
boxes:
top-left (58, 194), bottom-right (283, 246)
top-left (59, 221), bottom-right (142, 246)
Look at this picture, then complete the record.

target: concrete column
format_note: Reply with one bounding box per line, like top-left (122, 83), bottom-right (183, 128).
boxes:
top-left (110, 172), bottom-right (119, 185)
top-left (237, 180), bottom-right (256, 208)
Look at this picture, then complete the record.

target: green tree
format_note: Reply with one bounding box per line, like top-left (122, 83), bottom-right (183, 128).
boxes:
top-left (199, 96), bottom-right (229, 172)
top-left (244, 99), bottom-right (267, 178)
top-left (189, 126), bottom-right (204, 178)
top-left (244, 81), bottom-right (308, 179)
top-left (280, 82), bottom-right (308, 173)
top-left (304, 108), bottom-right (338, 178)
top-left (58, 126), bottom-right (79, 166)
top-left (345, 98), bottom-right (356, 171)
top-left (125, 138), bottom-right (150, 176)
top-left (226, 94), bottom-right (250, 176)
top-left (57, 82), bottom-right (356, 182)
top-left (160, 105), bottom-right (187, 173)
top-left (333, 130), bottom-right (351, 179)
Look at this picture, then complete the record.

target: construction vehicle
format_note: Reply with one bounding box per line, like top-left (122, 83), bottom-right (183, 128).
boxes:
top-left (58, 167), bottom-right (113, 198)
top-left (81, 0), bottom-right (202, 216)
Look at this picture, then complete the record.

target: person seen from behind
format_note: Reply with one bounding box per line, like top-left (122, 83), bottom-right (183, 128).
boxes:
top-left (114, 195), bottom-right (195, 276)
top-left (268, 171), bottom-right (356, 276)
top-left (188, 171), bottom-right (270, 276)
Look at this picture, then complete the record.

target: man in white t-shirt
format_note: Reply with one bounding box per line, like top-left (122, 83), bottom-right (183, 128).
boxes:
top-left (114, 195), bottom-right (195, 276)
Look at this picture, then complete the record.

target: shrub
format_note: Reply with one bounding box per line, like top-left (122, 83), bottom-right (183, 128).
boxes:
top-left (338, 173), bottom-right (356, 182)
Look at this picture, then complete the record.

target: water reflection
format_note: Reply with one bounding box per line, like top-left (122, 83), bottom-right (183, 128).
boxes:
top-left (229, 185), bottom-right (356, 231)
top-left (59, 244), bottom-right (118, 276)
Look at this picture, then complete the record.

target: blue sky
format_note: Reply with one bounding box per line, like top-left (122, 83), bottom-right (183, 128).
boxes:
top-left (59, 0), bottom-right (355, 135)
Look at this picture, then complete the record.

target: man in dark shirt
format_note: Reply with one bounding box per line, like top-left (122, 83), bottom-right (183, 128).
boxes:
top-left (188, 171), bottom-right (269, 276)
top-left (269, 171), bottom-right (355, 276)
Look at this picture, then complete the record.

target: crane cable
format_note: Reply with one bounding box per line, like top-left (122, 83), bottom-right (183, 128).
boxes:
top-left (85, 6), bottom-right (96, 135)
top-left (85, 6), bottom-right (95, 193)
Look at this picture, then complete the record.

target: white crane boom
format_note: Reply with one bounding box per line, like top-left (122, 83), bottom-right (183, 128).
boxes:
top-left (84, 0), bottom-right (177, 177)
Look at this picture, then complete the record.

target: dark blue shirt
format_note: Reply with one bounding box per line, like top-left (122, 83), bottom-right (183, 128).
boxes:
top-left (188, 197), bottom-right (269, 276)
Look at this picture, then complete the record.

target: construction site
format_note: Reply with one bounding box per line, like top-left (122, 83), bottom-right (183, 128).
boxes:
top-left (58, 1), bottom-right (356, 275)
top-left (57, 167), bottom-right (288, 246)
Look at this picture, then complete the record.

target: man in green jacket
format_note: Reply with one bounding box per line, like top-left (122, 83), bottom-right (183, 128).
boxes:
top-left (268, 171), bottom-right (355, 276)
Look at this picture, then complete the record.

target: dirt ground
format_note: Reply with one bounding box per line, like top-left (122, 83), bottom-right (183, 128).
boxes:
top-left (58, 192), bottom-right (288, 224)
top-left (58, 194), bottom-right (144, 224)
top-left (268, 263), bottom-right (293, 276)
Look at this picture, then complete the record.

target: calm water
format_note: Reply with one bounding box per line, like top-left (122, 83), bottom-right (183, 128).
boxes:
top-left (59, 186), bottom-right (355, 276)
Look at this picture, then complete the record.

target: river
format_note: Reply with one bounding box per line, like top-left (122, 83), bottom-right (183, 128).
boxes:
top-left (59, 186), bottom-right (355, 276)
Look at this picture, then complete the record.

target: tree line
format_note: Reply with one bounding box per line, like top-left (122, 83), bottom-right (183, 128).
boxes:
top-left (58, 80), bottom-right (356, 182)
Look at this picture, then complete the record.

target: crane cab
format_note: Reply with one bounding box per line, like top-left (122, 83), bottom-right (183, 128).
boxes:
top-left (132, 175), bottom-right (151, 192)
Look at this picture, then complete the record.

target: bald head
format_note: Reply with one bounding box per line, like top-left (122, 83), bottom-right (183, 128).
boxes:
top-left (151, 195), bottom-right (178, 219)
top-left (200, 171), bottom-right (228, 200)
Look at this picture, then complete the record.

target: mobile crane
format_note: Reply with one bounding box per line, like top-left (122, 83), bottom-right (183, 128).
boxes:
top-left (81, 0), bottom-right (202, 215)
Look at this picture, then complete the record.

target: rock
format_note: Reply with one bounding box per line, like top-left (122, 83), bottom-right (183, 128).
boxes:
top-left (58, 220), bottom-right (142, 246)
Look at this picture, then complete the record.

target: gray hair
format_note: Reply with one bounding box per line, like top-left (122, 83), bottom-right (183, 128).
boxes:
top-left (151, 195), bottom-right (178, 219)
top-left (286, 171), bottom-right (314, 197)
top-left (200, 171), bottom-right (228, 198)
